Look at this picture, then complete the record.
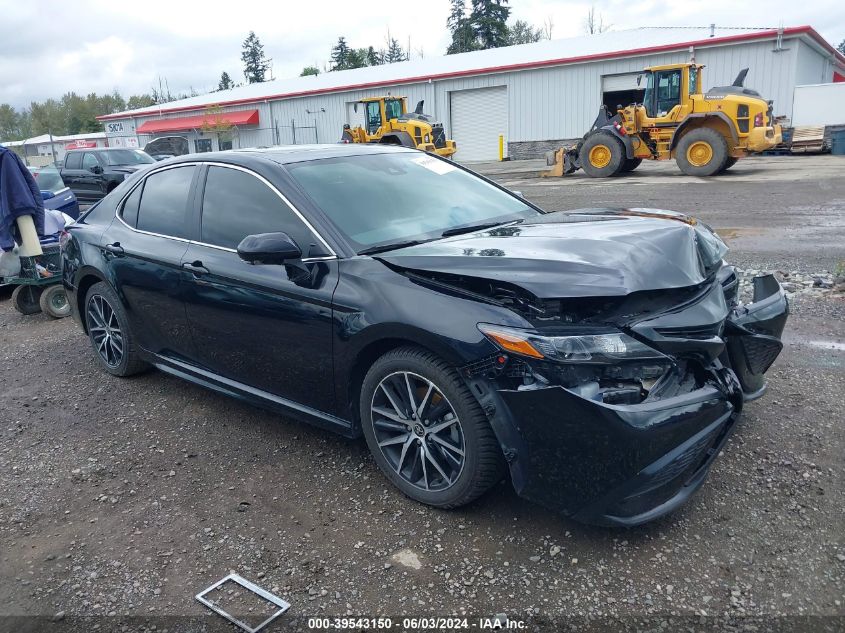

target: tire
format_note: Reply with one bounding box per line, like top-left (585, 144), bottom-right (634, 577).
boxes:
top-left (719, 157), bottom-right (739, 173)
top-left (360, 347), bottom-right (506, 509)
top-left (675, 127), bottom-right (729, 176)
top-left (39, 285), bottom-right (71, 319)
top-left (11, 285), bottom-right (42, 315)
top-left (84, 281), bottom-right (149, 376)
top-left (620, 157), bottom-right (643, 173)
top-left (579, 133), bottom-right (625, 178)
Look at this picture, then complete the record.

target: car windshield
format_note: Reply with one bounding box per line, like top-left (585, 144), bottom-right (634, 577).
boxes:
top-left (286, 152), bottom-right (542, 252)
top-left (28, 165), bottom-right (66, 193)
top-left (105, 150), bottom-right (155, 165)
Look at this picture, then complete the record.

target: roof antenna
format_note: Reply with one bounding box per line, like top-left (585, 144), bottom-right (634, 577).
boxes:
top-left (710, 23), bottom-right (715, 38)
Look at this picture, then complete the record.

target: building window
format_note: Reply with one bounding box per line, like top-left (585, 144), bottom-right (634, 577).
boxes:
top-left (219, 138), bottom-right (233, 151)
top-left (195, 139), bottom-right (212, 153)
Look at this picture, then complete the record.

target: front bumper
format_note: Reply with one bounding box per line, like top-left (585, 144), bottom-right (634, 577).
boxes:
top-left (746, 124), bottom-right (782, 153)
top-left (471, 275), bottom-right (788, 526)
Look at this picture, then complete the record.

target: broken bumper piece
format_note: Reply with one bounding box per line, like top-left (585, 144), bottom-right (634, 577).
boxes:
top-left (473, 274), bottom-right (788, 526)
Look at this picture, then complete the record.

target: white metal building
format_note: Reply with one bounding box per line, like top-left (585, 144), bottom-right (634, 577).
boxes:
top-left (1, 132), bottom-right (109, 166)
top-left (97, 26), bottom-right (845, 161)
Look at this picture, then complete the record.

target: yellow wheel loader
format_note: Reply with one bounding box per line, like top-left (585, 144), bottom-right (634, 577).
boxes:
top-left (543, 63), bottom-right (782, 178)
top-left (341, 96), bottom-right (457, 158)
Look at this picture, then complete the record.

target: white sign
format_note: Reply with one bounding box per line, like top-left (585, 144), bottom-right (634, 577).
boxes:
top-left (124, 137), bottom-right (139, 148)
top-left (105, 121), bottom-right (125, 135)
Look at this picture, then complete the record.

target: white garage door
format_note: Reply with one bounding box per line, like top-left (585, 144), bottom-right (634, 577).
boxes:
top-left (602, 73), bottom-right (642, 92)
top-left (346, 102), bottom-right (365, 128)
top-left (450, 86), bottom-right (508, 161)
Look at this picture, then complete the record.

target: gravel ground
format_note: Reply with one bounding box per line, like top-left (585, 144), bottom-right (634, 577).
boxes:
top-left (0, 155), bottom-right (843, 632)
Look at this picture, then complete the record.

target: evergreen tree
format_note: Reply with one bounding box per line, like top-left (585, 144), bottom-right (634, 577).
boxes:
top-left (330, 36), bottom-right (351, 70)
top-left (446, 0), bottom-right (479, 54)
top-left (365, 46), bottom-right (383, 66)
top-left (838, 39), bottom-right (845, 54)
top-left (507, 20), bottom-right (543, 45)
top-left (218, 72), bottom-right (234, 91)
top-left (347, 48), bottom-right (368, 69)
top-left (384, 37), bottom-right (408, 63)
top-left (300, 66), bottom-right (320, 76)
top-left (470, 0), bottom-right (510, 49)
top-left (241, 31), bottom-right (269, 83)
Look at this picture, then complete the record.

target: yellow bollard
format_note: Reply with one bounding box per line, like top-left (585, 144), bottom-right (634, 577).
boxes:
top-left (498, 135), bottom-right (504, 161)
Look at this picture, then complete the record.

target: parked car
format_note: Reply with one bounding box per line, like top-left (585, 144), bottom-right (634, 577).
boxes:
top-left (61, 145), bottom-right (788, 526)
top-left (60, 148), bottom-right (155, 202)
top-left (143, 136), bottom-right (189, 160)
top-left (29, 165), bottom-right (81, 219)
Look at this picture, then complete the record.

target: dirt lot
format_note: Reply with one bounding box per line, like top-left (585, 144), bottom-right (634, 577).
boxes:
top-left (1, 155), bottom-right (843, 632)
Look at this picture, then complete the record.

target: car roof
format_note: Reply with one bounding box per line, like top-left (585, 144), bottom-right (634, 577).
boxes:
top-left (163, 143), bottom-right (417, 167)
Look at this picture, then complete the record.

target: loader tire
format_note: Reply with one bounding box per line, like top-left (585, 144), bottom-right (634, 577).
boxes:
top-left (579, 133), bottom-right (625, 178)
top-left (719, 157), bottom-right (738, 173)
top-left (675, 128), bottom-right (729, 176)
top-left (620, 158), bottom-right (642, 173)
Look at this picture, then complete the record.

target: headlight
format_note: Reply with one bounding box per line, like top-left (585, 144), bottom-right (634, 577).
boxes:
top-left (478, 324), bottom-right (666, 364)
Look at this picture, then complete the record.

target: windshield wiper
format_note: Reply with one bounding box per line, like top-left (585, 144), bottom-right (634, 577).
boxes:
top-left (441, 219), bottom-right (522, 237)
top-left (358, 239), bottom-right (435, 256)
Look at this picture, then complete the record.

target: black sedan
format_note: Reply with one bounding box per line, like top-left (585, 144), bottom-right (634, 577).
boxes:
top-left (61, 145), bottom-right (788, 526)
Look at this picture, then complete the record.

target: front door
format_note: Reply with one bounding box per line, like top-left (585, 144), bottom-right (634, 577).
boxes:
top-left (181, 165), bottom-right (337, 413)
top-left (102, 164), bottom-right (198, 358)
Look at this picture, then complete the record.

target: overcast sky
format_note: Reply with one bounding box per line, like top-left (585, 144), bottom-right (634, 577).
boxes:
top-left (1, 0), bottom-right (843, 110)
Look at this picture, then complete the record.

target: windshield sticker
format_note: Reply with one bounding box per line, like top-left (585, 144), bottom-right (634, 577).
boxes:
top-left (413, 155), bottom-right (457, 175)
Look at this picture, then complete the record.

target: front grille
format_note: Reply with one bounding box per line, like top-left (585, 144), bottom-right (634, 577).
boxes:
top-left (740, 335), bottom-right (782, 374)
top-left (431, 125), bottom-right (447, 149)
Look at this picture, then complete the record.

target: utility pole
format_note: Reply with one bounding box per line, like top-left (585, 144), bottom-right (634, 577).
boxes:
top-left (48, 128), bottom-right (57, 166)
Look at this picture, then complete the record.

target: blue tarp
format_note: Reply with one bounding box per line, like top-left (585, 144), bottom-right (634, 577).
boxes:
top-left (0, 146), bottom-right (45, 251)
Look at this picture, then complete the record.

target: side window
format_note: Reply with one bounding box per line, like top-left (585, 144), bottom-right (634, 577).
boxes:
top-left (136, 166), bottom-right (195, 238)
top-left (366, 101), bottom-right (381, 135)
top-left (120, 182), bottom-right (144, 228)
top-left (201, 166), bottom-right (313, 251)
top-left (82, 153), bottom-right (99, 171)
top-left (65, 153), bottom-right (82, 169)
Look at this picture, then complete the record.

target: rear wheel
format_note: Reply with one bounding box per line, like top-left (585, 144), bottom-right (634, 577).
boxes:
top-left (579, 133), bottom-right (625, 178)
top-left (39, 284), bottom-right (71, 319)
top-left (675, 127), bottom-right (729, 176)
top-left (11, 285), bottom-right (42, 315)
top-left (360, 347), bottom-right (505, 509)
top-left (620, 157), bottom-right (643, 173)
top-left (85, 281), bottom-right (148, 376)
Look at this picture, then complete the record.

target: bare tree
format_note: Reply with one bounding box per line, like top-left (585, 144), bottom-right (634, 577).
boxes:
top-left (543, 15), bottom-right (554, 40)
top-left (583, 5), bottom-right (609, 35)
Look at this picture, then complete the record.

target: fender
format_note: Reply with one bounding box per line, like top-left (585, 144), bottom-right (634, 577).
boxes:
top-left (379, 131), bottom-right (416, 148)
top-left (599, 125), bottom-right (635, 159)
top-left (670, 113), bottom-right (739, 150)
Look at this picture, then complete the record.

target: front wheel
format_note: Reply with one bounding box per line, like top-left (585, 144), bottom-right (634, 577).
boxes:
top-left (579, 133), bottom-right (625, 178)
top-left (360, 347), bottom-right (505, 509)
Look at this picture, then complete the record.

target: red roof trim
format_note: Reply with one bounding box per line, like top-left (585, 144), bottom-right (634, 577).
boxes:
top-left (98, 26), bottom-right (844, 121)
top-left (135, 109), bottom-right (259, 133)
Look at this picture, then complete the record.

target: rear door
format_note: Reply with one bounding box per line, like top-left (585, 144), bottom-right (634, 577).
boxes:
top-left (102, 164), bottom-right (197, 358)
top-left (181, 164), bottom-right (337, 413)
top-left (80, 152), bottom-right (105, 199)
top-left (61, 152), bottom-right (86, 197)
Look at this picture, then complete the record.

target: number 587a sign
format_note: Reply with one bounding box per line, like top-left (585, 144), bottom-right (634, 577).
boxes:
top-left (106, 121), bottom-right (126, 134)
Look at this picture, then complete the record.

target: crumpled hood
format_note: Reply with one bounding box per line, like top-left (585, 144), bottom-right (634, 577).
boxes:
top-left (378, 208), bottom-right (726, 299)
top-left (111, 165), bottom-right (145, 174)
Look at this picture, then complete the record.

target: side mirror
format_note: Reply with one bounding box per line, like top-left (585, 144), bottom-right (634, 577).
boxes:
top-left (636, 75), bottom-right (642, 87)
top-left (40, 190), bottom-right (55, 200)
top-left (237, 232), bottom-right (302, 265)
top-left (89, 165), bottom-right (103, 174)
top-left (512, 190), bottom-right (524, 198)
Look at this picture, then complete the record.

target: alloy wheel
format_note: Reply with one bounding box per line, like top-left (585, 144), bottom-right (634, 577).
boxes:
top-left (370, 371), bottom-right (466, 492)
top-left (87, 294), bottom-right (124, 368)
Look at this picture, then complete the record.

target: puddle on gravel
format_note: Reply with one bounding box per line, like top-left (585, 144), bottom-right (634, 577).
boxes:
top-left (807, 340), bottom-right (845, 352)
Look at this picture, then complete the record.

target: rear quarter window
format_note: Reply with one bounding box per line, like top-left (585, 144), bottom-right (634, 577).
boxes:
top-left (64, 153), bottom-right (82, 169)
top-left (135, 166), bottom-right (195, 238)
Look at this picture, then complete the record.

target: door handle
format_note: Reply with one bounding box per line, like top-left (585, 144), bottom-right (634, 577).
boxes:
top-left (182, 260), bottom-right (209, 275)
top-left (103, 242), bottom-right (124, 255)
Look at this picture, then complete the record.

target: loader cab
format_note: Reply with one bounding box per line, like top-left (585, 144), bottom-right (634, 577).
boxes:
top-left (641, 63), bottom-right (702, 122)
top-left (362, 97), bottom-right (407, 135)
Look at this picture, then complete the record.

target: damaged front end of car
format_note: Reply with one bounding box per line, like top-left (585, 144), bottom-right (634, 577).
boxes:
top-left (382, 211), bottom-right (789, 526)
